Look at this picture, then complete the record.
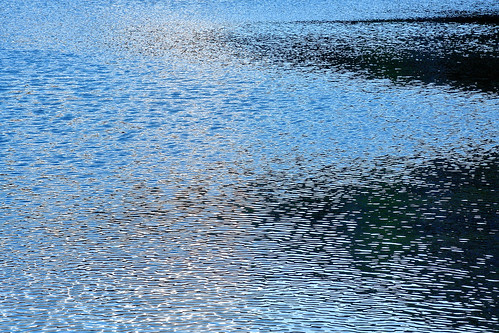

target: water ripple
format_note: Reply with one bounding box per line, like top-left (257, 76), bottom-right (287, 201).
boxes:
top-left (0, 0), bottom-right (498, 332)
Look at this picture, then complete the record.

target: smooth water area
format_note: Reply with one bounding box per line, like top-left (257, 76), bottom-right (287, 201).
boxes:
top-left (1, 1), bottom-right (498, 332)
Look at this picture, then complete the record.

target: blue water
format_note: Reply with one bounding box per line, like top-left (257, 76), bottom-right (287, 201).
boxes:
top-left (1, 1), bottom-right (498, 332)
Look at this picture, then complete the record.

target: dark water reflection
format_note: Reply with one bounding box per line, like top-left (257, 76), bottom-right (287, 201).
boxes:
top-left (246, 150), bottom-right (498, 331)
top-left (216, 16), bottom-right (499, 93)
top-left (1, 1), bottom-right (498, 332)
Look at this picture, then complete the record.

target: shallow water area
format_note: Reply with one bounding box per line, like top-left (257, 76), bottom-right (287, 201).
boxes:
top-left (0, 0), bottom-right (498, 332)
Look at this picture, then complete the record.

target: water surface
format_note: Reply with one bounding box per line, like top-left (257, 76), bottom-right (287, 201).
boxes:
top-left (0, 0), bottom-right (498, 332)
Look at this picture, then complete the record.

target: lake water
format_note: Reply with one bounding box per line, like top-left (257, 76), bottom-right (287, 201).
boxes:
top-left (1, 1), bottom-right (498, 332)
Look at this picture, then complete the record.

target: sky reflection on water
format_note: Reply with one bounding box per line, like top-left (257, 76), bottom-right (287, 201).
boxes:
top-left (0, 0), bottom-right (498, 332)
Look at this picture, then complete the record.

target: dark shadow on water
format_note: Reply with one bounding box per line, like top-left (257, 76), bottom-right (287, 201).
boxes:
top-left (302, 13), bottom-right (499, 25)
top-left (246, 147), bottom-right (498, 330)
top-left (221, 13), bottom-right (499, 93)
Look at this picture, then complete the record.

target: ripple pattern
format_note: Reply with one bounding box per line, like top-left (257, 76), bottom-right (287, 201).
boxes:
top-left (0, 0), bottom-right (498, 332)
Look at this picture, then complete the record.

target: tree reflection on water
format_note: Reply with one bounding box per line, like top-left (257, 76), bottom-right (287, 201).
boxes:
top-left (218, 14), bottom-right (499, 93)
top-left (247, 148), bottom-right (498, 330)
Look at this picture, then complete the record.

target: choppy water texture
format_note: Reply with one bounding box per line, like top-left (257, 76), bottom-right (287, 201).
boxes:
top-left (1, 1), bottom-right (498, 332)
